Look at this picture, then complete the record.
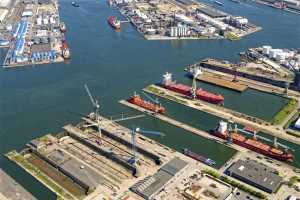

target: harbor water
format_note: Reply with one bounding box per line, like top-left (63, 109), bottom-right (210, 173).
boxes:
top-left (0, 0), bottom-right (300, 198)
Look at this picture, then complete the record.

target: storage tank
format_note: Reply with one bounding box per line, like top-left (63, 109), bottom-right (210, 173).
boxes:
top-left (170, 27), bottom-right (174, 37)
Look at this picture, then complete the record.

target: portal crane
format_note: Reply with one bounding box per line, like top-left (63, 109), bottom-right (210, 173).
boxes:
top-left (129, 127), bottom-right (165, 167)
top-left (84, 84), bottom-right (102, 138)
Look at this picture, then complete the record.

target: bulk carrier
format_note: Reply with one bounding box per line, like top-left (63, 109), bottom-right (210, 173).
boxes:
top-left (127, 93), bottom-right (166, 114)
top-left (213, 121), bottom-right (293, 162)
top-left (160, 72), bottom-right (224, 104)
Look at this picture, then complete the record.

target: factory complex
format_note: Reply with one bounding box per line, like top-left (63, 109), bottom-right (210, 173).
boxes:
top-left (112, 0), bottom-right (261, 40)
top-left (0, 0), bottom-right (70, 68)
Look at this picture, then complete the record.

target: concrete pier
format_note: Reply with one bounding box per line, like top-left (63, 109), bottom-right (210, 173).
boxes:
top-left (0, 168), bottom-right (37, 200)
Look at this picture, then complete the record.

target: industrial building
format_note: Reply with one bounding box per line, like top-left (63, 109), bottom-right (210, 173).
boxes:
top-left (130, 157), bottom-right (188, 199)
top-left (226, 159), bottom-right (282, 193)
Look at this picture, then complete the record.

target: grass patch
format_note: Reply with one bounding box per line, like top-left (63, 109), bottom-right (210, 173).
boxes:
top-left (271, 99), bottom-right (298, 125)
top-left (202, 169), bottom-right (267, 199)
top-left (287, 176), bottom-right (300, 187)
top-left (145, 85), bottom-right (188, 105)
top-left (287, 130), bottom-right (300, 138)
top-left (5, 151), bottom-right (75, 200)
top-left (225, 32), bottom-right (240, 41)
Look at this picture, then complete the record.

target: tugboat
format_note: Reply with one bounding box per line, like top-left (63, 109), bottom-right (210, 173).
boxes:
top-left (60, 22), bottom-right (66, 33)
top-left (61, 40), bottom-right (70, 59)
top-left (71, 1), bottom-right (80, 7)
top-left (107, 16), bottom-right (121, 30)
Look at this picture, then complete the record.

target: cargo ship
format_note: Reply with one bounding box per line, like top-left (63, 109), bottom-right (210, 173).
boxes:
top-left (183, 148), bottom-right (216, 166)
top-left (61, 41), bottom-right (70, 59)
top-left (107, 16), bottom-right (121, 29)
top-left (161, 72), bottom-right (224, 104)
top-left (213, 121), bottom-right (294, 162)
top-left (128, 93), bottom-right (165, 114)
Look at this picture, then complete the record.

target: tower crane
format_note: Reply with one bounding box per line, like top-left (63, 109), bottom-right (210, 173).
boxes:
top-left (129, 127), bottom-right (165, 167)
top-left (84, 84), bottom-right (102, 138)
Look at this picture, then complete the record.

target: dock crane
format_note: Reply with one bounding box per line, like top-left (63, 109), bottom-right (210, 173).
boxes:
top-left (190, 67), bottom-right (202, 99)
top-left (84, 84), bottom-right (102, 138)
top-left (142, 91), bottom-right (159, 105)
top-left (129, 127), bottom-right (165, 167)
top-left (84, 85), bottom-right (145, 138)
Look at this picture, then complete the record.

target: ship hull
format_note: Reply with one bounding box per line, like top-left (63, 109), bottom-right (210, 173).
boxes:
top-left (162, 83), bottom-right (224, 104)
top-left (183, 148), bottom-right (215, 166)
top-left (212, 131), bottom-right (293, 162)
top-left (128, 96), bottom-right (165, 114)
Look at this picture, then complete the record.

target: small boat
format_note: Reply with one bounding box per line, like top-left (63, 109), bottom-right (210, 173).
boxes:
top-left (61, 41), bottom-right (70, 59)
top-left (214, 0), bottom-right (224, 5)
top-left (71, 1), bottom-right (80, 7)
top-left (60, 22), bottom-right (66, 32)
top-left (230, 0), bottom-right (240, 3)
top-left (183, 148), bottom-right (216, 166)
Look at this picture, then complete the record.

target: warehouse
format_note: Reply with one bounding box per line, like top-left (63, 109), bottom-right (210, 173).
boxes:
top-left (130, 157), bottom-right (188, 199)
top-left (226, 159), bottom-right (282, 193)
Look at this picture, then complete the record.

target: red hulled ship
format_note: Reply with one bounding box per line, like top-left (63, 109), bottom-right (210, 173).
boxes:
top-left (213, 121), bottom-right (293, 162)
top-left (107, 16), bottom-right (120, 29)
top-left (160, 72), bottom-right (224, 104)
top-left (61, 40), bottom-right (70, 59)
top-left (128, 93), bottom-right (166, 114)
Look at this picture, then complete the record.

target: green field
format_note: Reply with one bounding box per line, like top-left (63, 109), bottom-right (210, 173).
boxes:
top-left (271, 99), bottom-right (298, 125)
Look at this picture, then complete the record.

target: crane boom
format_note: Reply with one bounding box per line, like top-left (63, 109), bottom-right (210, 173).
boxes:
top-left (137, 128), bottom-right (165, 137)
top-left (142, 91), bottom-right (159, 104)
top-left (84, 84), bottom-right (98, 108)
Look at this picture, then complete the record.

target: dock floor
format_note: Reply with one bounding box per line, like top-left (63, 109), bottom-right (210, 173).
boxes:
top-left (196, 72), bottom-right (248, 92)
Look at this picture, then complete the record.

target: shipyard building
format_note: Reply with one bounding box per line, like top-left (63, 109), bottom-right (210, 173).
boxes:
top-left (226, 159), bottom-right (282, 193)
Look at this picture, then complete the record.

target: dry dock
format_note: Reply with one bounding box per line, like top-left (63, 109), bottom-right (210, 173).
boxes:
top-left (195, 71), bottom-right (248, 92)
top-left (119, 99), bottom-right (245, 153)
top-left (0, 168), bottom-right (37, 200)
top-left (5, 113), bottom-right (203, 200)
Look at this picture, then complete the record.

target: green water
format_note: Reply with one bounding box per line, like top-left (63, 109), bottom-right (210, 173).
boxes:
top-left (0, 0), bottom-right (300, 198)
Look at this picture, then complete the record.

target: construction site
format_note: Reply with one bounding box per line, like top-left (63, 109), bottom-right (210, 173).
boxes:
top-left (111, 0), bottom-right (261, 40)
top-left (0, 0), bottom-right (70, 68)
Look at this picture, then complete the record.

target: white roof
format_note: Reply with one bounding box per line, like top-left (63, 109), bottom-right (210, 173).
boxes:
top-left (22, 11), bottom-right (33, 17)
top-left (0, 9), bottom-right (8, 22)
top-left (295, 117), bottom-right (300, 129)
top-left (0, 0), bottom-right (11, 8)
